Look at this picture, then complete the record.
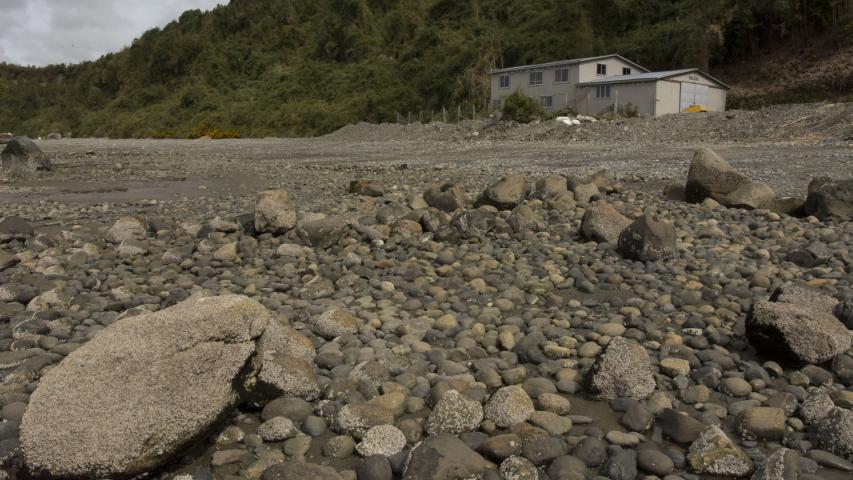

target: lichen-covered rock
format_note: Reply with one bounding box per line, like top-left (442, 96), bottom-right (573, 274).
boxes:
top-left (313, 308), bottom-right (359, 339)
top-left (355, 425), bottom-right (406, 457)
top-left (752, 448), bottom-right (801, 480)
top-left (588, 337), bottom-right (656, 400)
top-left (815, 408), bottom-right (853, 460)
top-left (747, 300), bottom-right (850, 364)
top-left (20, 295), bottom-right (270, 479)
top-left (403, 434), bottom-right (494, 480)
top-left (426, 390), bottom-right (484, 436)
top-left (107, 216), bottom-right (147, 242)
top-left (687, 425), bottom-right (754, 477)
top-left (484, 386), bottom-right (534, 428)
top-left (297, 215), bottom-right (348, 249)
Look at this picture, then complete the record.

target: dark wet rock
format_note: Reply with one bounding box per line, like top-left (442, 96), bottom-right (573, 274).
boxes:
top-left (637, 448), bottom-right (674, 476)
top-left (786, 243), bottom-right (832, 268)
top-left (617, 211), bottom-right (676, 262)
top-left (835, 299), bottom-right (853, 328)
top-left (588, 337), bottom-right (656, 400)
top-left (658, 409), bottom-right (705, 444)
top-left (752, 448), bottom-right (801, 480)
top-left (736, 407), bottom-right (786, 441)
top-left (358, 455), bottom-right (393, 480)
top-left (451, 208), bottom-right (496, 239)
top-left (804, 177), bottom-right (853, 220)
top-left (261, 460), bottom-right (343, 480)
top-left (763, 196), bottom-right (806, 216)
top-left (548, 455), bottom-right (588, 480)
top-left (0, 216), bottom-right (34, 242)
top-left (402, 434), bottom-right (494, 480)
top-left (601, 449), bottom-right (637, 480)
top-left (746, 300), bottom-right (850, 365)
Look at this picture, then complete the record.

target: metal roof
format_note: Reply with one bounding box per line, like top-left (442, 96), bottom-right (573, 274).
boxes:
top-left (577, 68), bottom-right (731, 89)
top-left (490, 54), bottom-right (648, 74)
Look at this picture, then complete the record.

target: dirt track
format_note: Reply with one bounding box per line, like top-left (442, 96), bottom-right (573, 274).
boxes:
top-left (2, 136), bottom-right (851, 221)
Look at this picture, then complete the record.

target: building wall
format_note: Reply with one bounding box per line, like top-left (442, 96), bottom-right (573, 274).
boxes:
top-left (706, 87), bottom-right (727, 112)
top-left (577, 58), bottom-right (641, 83)
top-left (490, 65), bottom-right (580, 111)
top-left (575, 82), bottom-right (658, 116)
top-left (656, 81), bottom-right (682, 115)
top-left (489, 57), bottom-right (644, 111)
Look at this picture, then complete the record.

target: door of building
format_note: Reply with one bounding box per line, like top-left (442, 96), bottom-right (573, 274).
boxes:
top-left (680, 83), bottom-right (709, 111)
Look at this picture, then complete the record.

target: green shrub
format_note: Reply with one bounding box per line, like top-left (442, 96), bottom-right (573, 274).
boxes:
top-left (620, 102), bottom-right (640, 118)
top-left (501, 90), bottom-right (544, 123)
top-left (189, 122), bottom-right (241, 139)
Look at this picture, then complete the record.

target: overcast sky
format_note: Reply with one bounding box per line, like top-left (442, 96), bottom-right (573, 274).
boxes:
top-left (0, 0), bottom-right (226, 66)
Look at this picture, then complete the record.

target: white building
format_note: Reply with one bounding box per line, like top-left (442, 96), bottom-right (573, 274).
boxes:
top-left (490, 54), bottom-right (728, 117)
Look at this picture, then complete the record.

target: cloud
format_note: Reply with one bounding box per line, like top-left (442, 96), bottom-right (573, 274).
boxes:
top-left (0, 0), bottom-right (225, 66)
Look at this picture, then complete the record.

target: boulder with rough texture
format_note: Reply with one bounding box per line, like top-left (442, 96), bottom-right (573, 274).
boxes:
top-left (451, 208), bottom-right (496, 239)
top-left (476, 174), bottom-right (527, 210)
top-left (752, 448), bottom-right (801, 480)
top-left (423, 183), bottom-right (466, 212)
top-left (313, 308), bottom-right (359, 339)
top-left (20, 295), bottom-right (270, 479)
top-left (763, 196), bottom-right (805, 216)
top-left (770, 282), bottom-right (838, 314)
top-left (355, 425), bottom-right (406, 457)
top-left (426, 390), bottom-right (484, 436)
top-left (297, 215), bottom-right (348, 249)
top-left (804, 177), bottom-right (853, 220)
top-left (532, 175), bottom-right (568, 200)
top-left (484, 386), bottom-right (535, 428)
top-left (588, 337), bottom-right (656, 400)
top-left (403, 434), bottom-right (494, 480)
top-left (685, 148), bottom-right (748, 203)
top-left (687, 425), bottom-right (753, 477)
top-left (815, 408), bottom-right (853, 460)
top-left (836, 299), bottom-right (853, 329)
top-left (618, 212), bottom-right (676, 262)
top-left (0, 216), bottom-right (33, 241)
top-left (746, 300), bottom-right (850, 364)
top-left (106, 216), bottom-right (147, 243)
top-left (581, 201), bottom-right (632, 244)
top-left (255, 189), bottom-right (297, 234)
top-left (721, 181), bottom-right (776, 209)
top-left (1, 136), bottom-right (50, 174)
top-left (507, 205), bottom-right (546, 233)
top-left (572, 182), bottom-right (600, 204)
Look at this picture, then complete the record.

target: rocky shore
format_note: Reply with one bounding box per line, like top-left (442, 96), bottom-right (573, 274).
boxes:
top-left (0, 139), bottom-right (852, 480)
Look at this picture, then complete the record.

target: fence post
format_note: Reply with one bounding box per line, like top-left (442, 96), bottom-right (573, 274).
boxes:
top-left (614, 89), bottom-right (619, 118)
top-left (442, 107), bottom-right (446, 123)
top-left (472, 104), bottom-right (476, 121)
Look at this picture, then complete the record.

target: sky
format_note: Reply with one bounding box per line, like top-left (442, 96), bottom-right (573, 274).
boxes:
top-left (0, 0), bottom-right (226, 67)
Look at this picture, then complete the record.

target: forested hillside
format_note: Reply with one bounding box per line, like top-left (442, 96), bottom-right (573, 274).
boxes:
top-left (1, 0), bottom-right (851, 138)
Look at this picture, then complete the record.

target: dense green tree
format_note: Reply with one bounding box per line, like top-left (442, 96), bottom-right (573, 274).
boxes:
top-left (0, 0), bottom-right (849, 138)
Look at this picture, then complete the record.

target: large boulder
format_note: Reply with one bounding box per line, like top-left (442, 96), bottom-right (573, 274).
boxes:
top-left (507, 205), bottom-right (546, 233)
top-left (581, 201), bottom-right (632, 244)
top-left (451, 208), bottom-right (496, 239)
top-left (617, 212), bottom-right (676, 262)
top-left (106, 216), bottom-right (147, 243)
top-left (423, 183), bottom-right (466, 212)
top-left (532, 175), bottom-right (568, 200)
top-left (349, 179), bottom-right (385, 197)
top-left (804, 178), bottom-right (853, 220)
top-left (403, 434), bottom-right (495, 480)
top-left (1, 136), bottom-right (51, 174)
top-left (720, 181), bottom-right (775, 210)
top-left (255, 189), bottom-right (297, 234)
top-left (476, 174), bottom-right (527, 210)
top-left (0, 215), bottom-right (34, 242)
top-left (20, 295), bottom-right (271, 478)
top-left (587, 337), bottom-right (656, 400)
top-left (747, 300), bottom-right (850, 364)
top-left (685, 148), bottom-right (748, 203)
top-left (297, 215), bottom-right (348, 249)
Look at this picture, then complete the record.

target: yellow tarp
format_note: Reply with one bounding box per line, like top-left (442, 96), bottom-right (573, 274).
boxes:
top-left (682, 105), bottom-right (708, 113)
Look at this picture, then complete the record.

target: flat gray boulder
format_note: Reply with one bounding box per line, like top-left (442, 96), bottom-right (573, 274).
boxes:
top-left (721, 180), bottom-right (775, 210)
top-left (618, 212), bottom-right (676, 262)
top-left (21, 295), bottom-right (271, 478)
top-left (476, 174), bottom-right (527, 210)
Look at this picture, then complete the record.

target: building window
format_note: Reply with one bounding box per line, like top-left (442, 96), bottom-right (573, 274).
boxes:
top-left (540, 96), bottom-right (554, 109)
top-left (623, 67), bottom-right (631, 75)
top-left (554, 68), bottom-right (569, 83)
top-left (529, 70), bottom-right (543, 86)
top-left (596, 64), bottom-right (607, 76)
top-left (595, 85), bottom-right (611, 98)
top-left (499, 74), bottom-right (510, 89)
